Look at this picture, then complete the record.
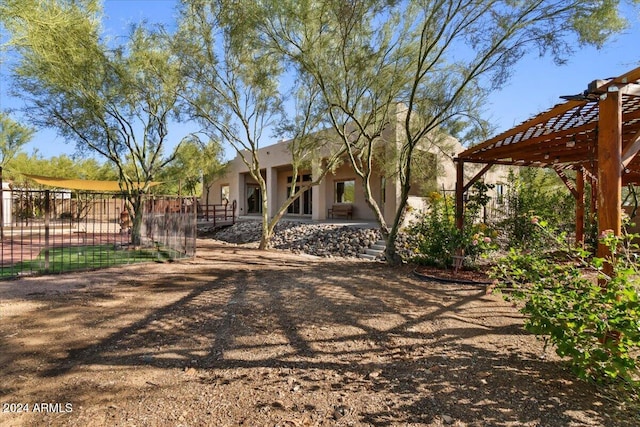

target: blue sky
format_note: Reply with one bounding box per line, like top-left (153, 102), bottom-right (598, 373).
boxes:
top-left (2, 0), bottom-right (639, 160)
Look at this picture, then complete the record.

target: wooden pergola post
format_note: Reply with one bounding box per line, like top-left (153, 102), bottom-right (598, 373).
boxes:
top-left (455, 160), bottom-right (464, 230)
top-left (575, 167), bottom-right (585, 248)
top-left (597, 89), bottom-right (622, 266)
top-left (589, 173), bottom-right (598, 230)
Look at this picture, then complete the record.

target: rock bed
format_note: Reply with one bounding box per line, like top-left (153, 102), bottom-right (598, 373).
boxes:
top-left (201, 220), bottom-right (383, 258)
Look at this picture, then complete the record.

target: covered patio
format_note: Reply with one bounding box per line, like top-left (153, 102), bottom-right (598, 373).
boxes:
top-left (454, 65), bottom-right (640, 258)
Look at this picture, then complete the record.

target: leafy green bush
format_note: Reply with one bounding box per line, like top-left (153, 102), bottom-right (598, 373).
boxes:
top-left (491, 220), bottom-right (640, 387)
top-left (406, 183), bottom-right (496, 268)
top-left (496, 169), bottom-right (576, 250)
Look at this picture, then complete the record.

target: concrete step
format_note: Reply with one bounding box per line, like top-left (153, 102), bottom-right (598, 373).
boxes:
top-left (365, 248), bottom-right (384, 256)
top-left (359, 240), bottom-right (387, 261)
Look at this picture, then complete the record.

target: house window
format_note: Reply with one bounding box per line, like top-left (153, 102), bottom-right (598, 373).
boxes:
top-left (495, 184), bottom-right (504, 205)
top-left (221, 185), bottom-right (230, 204)
top-left (335, 180), bottom-right (355, 203)
top-left (287, 174), bottom-right (312, 184)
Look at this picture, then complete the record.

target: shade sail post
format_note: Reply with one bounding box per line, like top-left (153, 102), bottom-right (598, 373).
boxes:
top-left (597, 89), bottom-right (623, 267)
top-left (455, 160), bottom-right (465, 230)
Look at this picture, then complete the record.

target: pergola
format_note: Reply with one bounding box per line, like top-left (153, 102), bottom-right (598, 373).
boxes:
top-left (454, 65), bottom-right (640, 258)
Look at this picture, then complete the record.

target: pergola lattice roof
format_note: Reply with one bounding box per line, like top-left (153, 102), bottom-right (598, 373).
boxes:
top-left (457, 66), bottom-right (640, 185)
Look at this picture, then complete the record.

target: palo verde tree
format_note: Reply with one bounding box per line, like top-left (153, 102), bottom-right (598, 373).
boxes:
top-left (0, 0), bottom-right (188, 245)
top-left (265, 76), bottom-right (347, 240)
top-left (175, 0), bottom-right (284, 249)
top-left (0, 112), bottom-right (33, 168)
top-left (157, 137), bottom-right (227, 197)
top-left (176, 0), bottom-right (346, 249)
top-left (255, 0), bottom-right (411, 237)
top-left (388, 0), bottom-right (638, 264)
top-left (253, 0), bottom-right (638, 264)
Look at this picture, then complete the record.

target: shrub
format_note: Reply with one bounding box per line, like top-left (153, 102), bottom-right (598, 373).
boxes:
top-left (496, 168), bottom-right (576, 250)
top-left (406, 183), bottom-right (497, 268)
top-left (491, 219), bottom-right (640, 387)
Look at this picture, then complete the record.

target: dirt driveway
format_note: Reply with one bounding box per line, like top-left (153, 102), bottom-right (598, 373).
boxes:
top-left (0, 239), bottom-right (634, 426)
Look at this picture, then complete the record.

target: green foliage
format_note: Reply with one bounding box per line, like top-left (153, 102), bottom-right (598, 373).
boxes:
top-left (491, 221), bottom-right (640, 387)
top-left (156, 138), bottom-right (226, 196)
top-left (497, 168), bottom-right (576, 250)
top-left (407, 182), bottom-right (497, 268)
top-left (0, 112), bottom-right (33, 167)
top-left (2, 244), bottom-right (179, 279)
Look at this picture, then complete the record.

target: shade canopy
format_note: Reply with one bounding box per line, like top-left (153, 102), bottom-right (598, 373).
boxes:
top-left (25, 174), bottom-right (161, 192)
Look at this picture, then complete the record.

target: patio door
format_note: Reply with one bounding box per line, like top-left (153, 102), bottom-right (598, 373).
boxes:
top-left (246, 184), bottom-right (262, 214)
top-left (287, 186), bottom-right (312, 215)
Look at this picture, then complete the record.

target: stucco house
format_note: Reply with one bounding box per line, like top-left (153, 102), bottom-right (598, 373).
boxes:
top-left (203, 119), bottom-right (507, 224)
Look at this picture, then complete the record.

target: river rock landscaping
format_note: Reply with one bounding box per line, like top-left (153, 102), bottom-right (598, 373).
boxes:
top-left (202, 220), bottom-right (387, 258)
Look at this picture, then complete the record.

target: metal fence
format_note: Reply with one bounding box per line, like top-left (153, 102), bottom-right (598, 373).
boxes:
top-left (198, 200), bottom-right (237, 226)
top-left (0, 188), bottom-right (196, 279)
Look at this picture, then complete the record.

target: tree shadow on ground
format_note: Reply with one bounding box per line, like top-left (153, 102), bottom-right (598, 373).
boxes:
top-left (1, 243), bottom-right (632, 426)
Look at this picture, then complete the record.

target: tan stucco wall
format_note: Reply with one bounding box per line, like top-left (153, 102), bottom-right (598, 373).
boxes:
top-left (202, 111), bottom-right (510, 224)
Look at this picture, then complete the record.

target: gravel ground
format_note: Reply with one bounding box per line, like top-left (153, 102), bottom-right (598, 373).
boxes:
top-left (0, 239), bottom-right (637, 426)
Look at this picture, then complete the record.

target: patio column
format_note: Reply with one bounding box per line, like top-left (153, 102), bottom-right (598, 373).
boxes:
top-left (266, 166), bottom-right (278, 219)
top-left (236, 173), bottom-right (246, 216)
top-left (312, 159), bottom-right (327, 221)
top-left (597, 88), bottom-right (622, 265)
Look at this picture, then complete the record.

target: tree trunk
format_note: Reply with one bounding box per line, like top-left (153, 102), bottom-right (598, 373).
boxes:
top-left (384, 153), bottom-right (413, 265)
top-left (384, 182), bottom-right (410, 265)
top-left (258, 177), bottom-right (270, 250)
top-left (129, 194), bottom-right (143, 247)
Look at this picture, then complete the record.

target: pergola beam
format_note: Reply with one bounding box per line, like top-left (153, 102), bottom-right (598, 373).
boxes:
top-left (463, 163), bottom-right (494, 192)
top-left (461, 109), bottom-right (640, 164)
top-left (622, 132), bottom-right (640, 168)
top-left (553, 167), bottom-right (579, 199)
